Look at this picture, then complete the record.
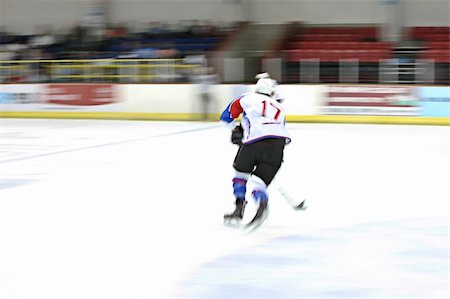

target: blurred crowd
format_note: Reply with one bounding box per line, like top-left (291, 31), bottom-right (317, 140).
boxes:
top-left (0, 20), bottom-right (238, 61)
top-left (0, 21), bottom-right (448, 85)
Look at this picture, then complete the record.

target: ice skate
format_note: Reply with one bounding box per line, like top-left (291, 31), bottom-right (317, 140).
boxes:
top-left (245, 199), bottom-right (268, 231)
top-left (223, 199), bottom-right (247, 227)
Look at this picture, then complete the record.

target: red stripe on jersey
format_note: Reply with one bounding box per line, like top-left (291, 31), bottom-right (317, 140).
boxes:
top-left (229, 98), bottom-right (244, 119)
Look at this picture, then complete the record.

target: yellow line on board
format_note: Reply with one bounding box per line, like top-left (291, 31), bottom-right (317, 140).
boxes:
top-left (0, 111), bottom-right (449, 126)
top-left (285, 115), bottom-right (450, 126)
top-left (0, 111), bottom-right (205, 121)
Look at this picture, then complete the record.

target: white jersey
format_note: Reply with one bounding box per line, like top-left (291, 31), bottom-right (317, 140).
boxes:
top-left (220, 92), bottom-right (291, 145)
top-left (273, 87), bottom-right (284, 102)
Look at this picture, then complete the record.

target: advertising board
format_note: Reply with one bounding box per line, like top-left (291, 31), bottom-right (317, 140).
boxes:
top-left (418, 87), bottom-right (450, 117)
top-left (0, 84), bottom-right (121, 111)
top-left (0, 84), bottom-right (45, 111)
top-left (322, 85), bottom-right (420, 116)
top-left (46, 84), bottom-right (118, 107)
top-left (0, 84), bottom-right (447, 125)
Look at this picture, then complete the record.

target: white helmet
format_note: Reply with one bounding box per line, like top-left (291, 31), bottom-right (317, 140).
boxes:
top-left (255, 77), bottom-right (275, 96)
top-left (255, 72), bottom-right (271, 79)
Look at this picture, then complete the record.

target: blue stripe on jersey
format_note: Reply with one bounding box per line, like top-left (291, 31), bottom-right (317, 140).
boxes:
top-left (220, 102), bottom-right (234, 123)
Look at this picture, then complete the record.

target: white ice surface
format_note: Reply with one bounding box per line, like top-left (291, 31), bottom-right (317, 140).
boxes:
top-left (0, 119), bottom-right (449, 299)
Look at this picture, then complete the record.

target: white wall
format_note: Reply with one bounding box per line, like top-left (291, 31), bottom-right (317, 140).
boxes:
top-left (108, 0), bottom-right (243, 27)
top-left (0, 0), bottom-right (88, 34)
top-left (0, 0), bottom-right (244, 34)
top-left (402, 0), bottom-right (450, 26)
top-left (247, 0), bottom-right (449, 26)
top-left (248, 0), bottom-right (385, 24)
top-left (0, 0), bottom-right (448, 34)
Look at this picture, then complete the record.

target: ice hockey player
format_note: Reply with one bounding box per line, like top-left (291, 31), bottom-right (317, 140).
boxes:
top-left (220, 73), bottom-right (291, 230)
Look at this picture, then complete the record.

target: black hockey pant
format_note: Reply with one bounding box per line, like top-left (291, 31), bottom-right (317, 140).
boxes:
top-left (233, 138), bottom-right (285, 186)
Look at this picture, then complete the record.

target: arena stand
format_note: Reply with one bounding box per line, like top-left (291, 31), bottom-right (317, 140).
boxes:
top-left (0, 21), bottom-right (240, 84)
top-left (1, 21), bottom-right (449, 85)
top-left (407, 27), bottom-right (450, 85)
top-left (280, 25), bottom-right (393, 83)
top-left (273, 24), bottom-right (449, 85)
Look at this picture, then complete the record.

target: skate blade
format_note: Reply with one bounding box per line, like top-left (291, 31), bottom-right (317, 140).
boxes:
top-left (223, 217), bottom-right (243, 229)
top-left (244, 210), bottom-right (269, 233)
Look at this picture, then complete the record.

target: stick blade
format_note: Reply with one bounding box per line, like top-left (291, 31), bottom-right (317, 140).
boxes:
top-left (293, 200), bottom-right (307, 210)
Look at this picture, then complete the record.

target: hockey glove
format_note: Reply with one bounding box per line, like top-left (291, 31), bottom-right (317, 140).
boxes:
top-left (231, 125), bottom-right (244, 145)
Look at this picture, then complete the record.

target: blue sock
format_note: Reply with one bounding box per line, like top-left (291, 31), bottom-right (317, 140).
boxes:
top-left (232, 178), bottom-right (247, 200)
top-left (252, 190), bottom-right (268, 203)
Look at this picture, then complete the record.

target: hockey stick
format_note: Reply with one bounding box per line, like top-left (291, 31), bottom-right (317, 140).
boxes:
top-left (276, 186), bottom-right (307, 210)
